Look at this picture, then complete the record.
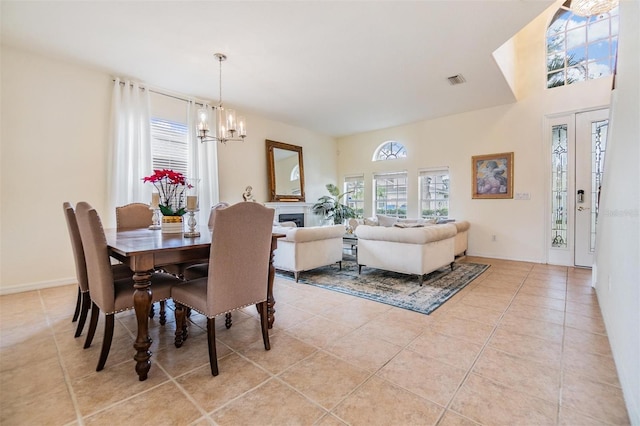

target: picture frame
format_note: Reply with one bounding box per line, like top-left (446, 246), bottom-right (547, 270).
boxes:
top-left (471, 152), bottom-right (514, 199)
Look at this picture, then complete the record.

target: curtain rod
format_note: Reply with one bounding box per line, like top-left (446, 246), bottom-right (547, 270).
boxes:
top-left (113, 78), bottom-right (209, 107)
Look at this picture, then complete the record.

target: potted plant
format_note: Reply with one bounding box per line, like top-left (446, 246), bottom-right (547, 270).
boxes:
top-left (312, 183), bottom-right (356, 225)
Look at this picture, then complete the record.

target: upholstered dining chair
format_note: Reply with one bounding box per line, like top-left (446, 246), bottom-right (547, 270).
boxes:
top-left (171, 202), bottom-right (275, 376)
top-left (63, 202), bottom-right (133, 338)
top-left (115, 202), bottom-right (153, 229)
top-left (116, 202), bottom-right (169, 321)
top-left (182, 202), bottom-right (230, 281)
top-left (76, 201), bottom-right (182, 371)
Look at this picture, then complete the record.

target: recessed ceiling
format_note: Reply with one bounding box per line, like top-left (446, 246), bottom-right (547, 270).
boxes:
top-left (1, 1), bottom-right (554, 137)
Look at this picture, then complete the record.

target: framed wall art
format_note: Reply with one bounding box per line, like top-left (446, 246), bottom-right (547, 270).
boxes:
top-left (471, 152), bottom-right (514, 199)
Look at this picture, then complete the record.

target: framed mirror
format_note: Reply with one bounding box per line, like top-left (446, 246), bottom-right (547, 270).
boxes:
top-left (266, 139), bottom-right (305, 202)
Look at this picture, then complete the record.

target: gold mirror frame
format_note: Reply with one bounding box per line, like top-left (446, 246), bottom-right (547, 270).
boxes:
top-left (266, 139), bottom-right (305, 202)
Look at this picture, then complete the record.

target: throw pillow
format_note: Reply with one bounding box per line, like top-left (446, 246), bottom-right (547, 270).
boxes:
top-left (394, 222), bottom-right (424, 228)
top-left (363, 217), bottom-right (378, 226)
top-left (377, 214), bottom-right (398, 227)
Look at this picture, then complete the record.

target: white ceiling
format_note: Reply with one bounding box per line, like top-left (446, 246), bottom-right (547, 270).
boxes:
top-left (1, 1), bottom-right (554, 137)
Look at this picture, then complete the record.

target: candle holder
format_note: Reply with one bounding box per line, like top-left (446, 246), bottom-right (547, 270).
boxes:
top-left (149, 207), bottom-right (161, 230)
top-left (183, 208), bottom-right (200, 238)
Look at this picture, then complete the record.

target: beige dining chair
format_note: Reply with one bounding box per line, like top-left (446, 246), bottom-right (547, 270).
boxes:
top-left (116, 202), bottom-right (169, 322)
top-left (171, 202), bottom-right (275, 376)
top-left (63, 202), bottom-right (133, 338)
top-left (76, 201), bottom-right (182, 371)
top-left (182, 202), bottom-right (230, 280)
top-left (115, 202), bottom-right (153, 229)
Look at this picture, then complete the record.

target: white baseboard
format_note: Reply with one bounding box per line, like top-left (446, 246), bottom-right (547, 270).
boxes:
top-left (466, 251), bottom-right (545, 264)
top-left (0, 277), bottom-right (76, 296)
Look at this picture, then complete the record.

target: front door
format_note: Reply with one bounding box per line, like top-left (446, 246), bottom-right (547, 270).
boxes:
top-left (547, 108), bottom-right (609, 267)
top-left (574, 109), bottom-right (609, 267)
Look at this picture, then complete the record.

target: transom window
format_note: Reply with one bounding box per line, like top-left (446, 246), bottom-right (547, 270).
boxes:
top-left (373, 141), bottom-right (407, 161)
top-left (344, 175), bottom-right (365, 218)
top-left (374, 172), bottom-right (407, 218)
top-left (546, 2), bottom-right (619, 88)
top-left (419, 169), bottom-right (449, 219)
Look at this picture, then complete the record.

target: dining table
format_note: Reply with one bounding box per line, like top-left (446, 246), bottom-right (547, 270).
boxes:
top-left (105, 225), bottom-right (284, 381)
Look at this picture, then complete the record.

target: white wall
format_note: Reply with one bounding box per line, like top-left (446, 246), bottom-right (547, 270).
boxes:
top-left (336, 5), bottom-right (612, 263)
top-left (594, 0), bottom-right (640, 423)
top-left (0, 45), bottom-right (336, 294)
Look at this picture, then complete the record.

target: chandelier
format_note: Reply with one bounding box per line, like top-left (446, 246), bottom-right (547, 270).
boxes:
top-left (197, 53), bottom-right (247, 143)
top-left (570, 0), bottom-right (618, 17)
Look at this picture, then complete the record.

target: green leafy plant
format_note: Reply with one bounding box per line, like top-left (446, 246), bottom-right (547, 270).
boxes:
top-left (312, 183), bottom-right (356, 225)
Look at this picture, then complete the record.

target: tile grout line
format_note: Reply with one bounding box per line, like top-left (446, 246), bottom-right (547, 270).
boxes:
top-left (38, 289), bottom-right (86, 426)
top-left (433, 263), bottom-right (535, 426)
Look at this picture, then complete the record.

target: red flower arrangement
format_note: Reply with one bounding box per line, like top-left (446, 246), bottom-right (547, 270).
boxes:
top-left (143, 169), bottom-right (192, 216)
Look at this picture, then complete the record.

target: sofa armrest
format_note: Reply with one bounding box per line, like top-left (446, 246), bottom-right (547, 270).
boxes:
top-left (454, 220), bottom-right (470, 233)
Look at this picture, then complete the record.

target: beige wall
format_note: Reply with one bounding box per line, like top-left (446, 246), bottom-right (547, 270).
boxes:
top-left (0, 45), bottom-right (337, 293)
top-left (336, 5), bottom-right (613, 263)
top-left (594, 0), bottom-right (639, 422)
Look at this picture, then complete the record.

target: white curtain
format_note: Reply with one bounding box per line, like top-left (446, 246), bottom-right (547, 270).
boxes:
top-left (187, 101), bottom-right (219, 225)
top-left (107, 79), bottom-right (151, 226)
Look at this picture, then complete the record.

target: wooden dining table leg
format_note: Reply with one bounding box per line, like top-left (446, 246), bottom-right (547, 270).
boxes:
top-left (131, 254), bottom-right (154, 381)
top-left (266, 234), bottom-right (283, 329)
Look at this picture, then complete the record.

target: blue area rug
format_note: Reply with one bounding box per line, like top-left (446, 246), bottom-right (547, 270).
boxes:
top-left (277, 257), bottom-right (489, 315)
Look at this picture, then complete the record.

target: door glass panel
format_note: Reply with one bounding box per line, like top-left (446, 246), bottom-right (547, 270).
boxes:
top-left (551, 124), bottom-right (568, 248)
top-left (590, 119), bottom-right (608, 251)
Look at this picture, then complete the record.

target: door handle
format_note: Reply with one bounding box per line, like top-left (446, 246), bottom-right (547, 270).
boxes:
top-left (577, 206), bottom-right (591, 211)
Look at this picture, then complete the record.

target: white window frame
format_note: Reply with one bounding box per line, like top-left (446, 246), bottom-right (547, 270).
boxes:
top-left (419, 168), bottom-right (450, 219)
top-left (373, 171), bottom-right (408, 218)
top-left (372, 141), bottom-right (407, 161)
top-left (546, 2), bottom-right (619, 88)
top-left (150, 117), bottom-right (189, 177)
top-left (344, 175), bottom-right (365, 218)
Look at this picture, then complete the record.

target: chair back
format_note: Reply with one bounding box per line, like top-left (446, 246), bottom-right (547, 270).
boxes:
top-left (206, 202), bottom-right (274, 316)
top-left (62, 202), bottom-right (89, 292)
top-left (116, 203), bottom-right (152, 230)
top-left (208, 202), bottom-right (230, 227)
top-left (76, 202), bottom-right (116, 312)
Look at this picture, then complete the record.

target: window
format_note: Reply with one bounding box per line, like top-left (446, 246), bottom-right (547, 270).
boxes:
top-left (150, 117), bottom-right (189, 176)
top-left (374, 172), bottom-right (407, 218)
top-left (344, 175), bottom-right (365, 218)
top-left (551, 124), bottom-right (568, 248)
top-left (546, 2), bottom-right (619, 88)
top-left (419, 169), bottom-right (449, 219)
top-left (373, 141), bottom-right (407, 161)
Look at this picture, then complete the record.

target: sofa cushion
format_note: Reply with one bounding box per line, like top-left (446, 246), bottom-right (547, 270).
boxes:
top-left (281, 224), bottom-right (345, 243)
top-left (356, 223), bottom-right (456, 244)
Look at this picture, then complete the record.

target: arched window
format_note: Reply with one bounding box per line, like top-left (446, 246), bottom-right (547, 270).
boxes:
top-left (546, 1), bottom-right (619, 88)
top-left (372, 141), bottom-right (407, 161)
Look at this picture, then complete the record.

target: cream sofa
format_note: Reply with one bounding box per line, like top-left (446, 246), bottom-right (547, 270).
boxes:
top-left (355, 222), bottom-right (459, 285)
top-left (350, 216), bottom-right (470, 258)
top-left (272, 224), bottom-right (345, 282)
top-left (453, 221), bottom-right (470, 256)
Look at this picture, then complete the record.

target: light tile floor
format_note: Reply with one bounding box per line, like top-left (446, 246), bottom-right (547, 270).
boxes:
top-left (0, 257), bottom-right (631, 425)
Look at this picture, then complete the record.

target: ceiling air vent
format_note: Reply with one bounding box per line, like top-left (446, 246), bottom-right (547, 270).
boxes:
top-left (447, 74), bottom-right (466, 85)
